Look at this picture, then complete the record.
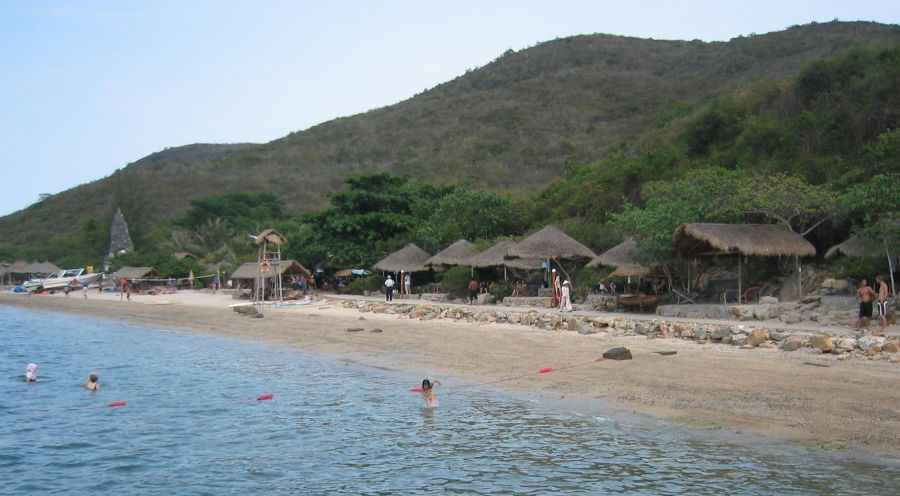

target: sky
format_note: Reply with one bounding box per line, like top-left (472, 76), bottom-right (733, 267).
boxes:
top-left (0, 0), bottom-right (897, 216)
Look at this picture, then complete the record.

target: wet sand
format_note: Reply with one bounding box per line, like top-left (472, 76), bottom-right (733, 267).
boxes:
top-left (3, 291), bottom-right (899, 458)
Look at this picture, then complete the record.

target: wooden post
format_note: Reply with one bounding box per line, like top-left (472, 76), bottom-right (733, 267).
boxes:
top-left (796, 256), bottom-right (802, 300)
top-left (737, 255), bottom-right (742, 304)
top-left (885, 239), bottom-right (896, 297)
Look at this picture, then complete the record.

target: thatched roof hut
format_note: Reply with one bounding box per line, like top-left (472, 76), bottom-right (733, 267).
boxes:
top-left (374, 243), bottom-right (432, 273)
top-left (466, 240), bottom-right (542, 269)
top-left (230, 260), bottom-right (310, 280)
top-left (112, 267), bottom-right (164, 280)
top-left (825, 236), bottom-right (878, 260)
top-left (609, 263), bottom-right (652, 278)
top-left (587, 239), bottom-right (649, 269)
top-left (6, 260), bottom-right (30, 274)
top-left (426, 239), bottom-right (476, 269)
top-left (673, 223), bottom-right (815, 258)
top-left (506, 225), bottom-right (596, 261)
top-left (26, 261), bottom-right (61, 275)
top-left (254, 229), bottom-right (287, 246)
top-left (172, 252), bottom-right (196, 260)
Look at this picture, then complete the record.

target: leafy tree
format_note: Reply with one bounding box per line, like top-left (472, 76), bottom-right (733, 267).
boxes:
top-left (415, 188), bottom-right (524, 253)
top-left (178, 192), bottom-right (284, 233)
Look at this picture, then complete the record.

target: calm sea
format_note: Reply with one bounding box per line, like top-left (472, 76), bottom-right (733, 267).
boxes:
top-left (0, 305), bottom-right (896, 495)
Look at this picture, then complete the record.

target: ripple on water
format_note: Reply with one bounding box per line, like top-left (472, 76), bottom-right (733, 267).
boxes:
top-left (0, 305), bottom-right (897, 495)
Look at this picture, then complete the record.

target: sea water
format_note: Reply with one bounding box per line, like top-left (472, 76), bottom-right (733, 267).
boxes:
top-left (0, 305), bottom-right (896, 495)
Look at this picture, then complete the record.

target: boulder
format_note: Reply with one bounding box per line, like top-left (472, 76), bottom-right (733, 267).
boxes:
top-left (760, 296), bottom-right (779, 304)
top-left (857, 335), bottom-right (886, 352)
top-left (758, 342), bottom-right (776, 349)
top-left (602, 347), bottom-right (633, 361)
top-left (834, 337), bottom-right (857, 352)
top-left (781, 337), bottom-right (804, 352)
top-left (882, 340), bottom-right (900, 353)
top-left (770, 331), bottom-right (789, 342)
top-left (810, 334), bottom-right (834, 352)
top-left (712, 326), bottom-right (732, 340)
top-left (745, 328), bottom-right (770, 347)
top-left (577, 326), bottom-right (598, 335)
top-left (752, 305), bottom-right (771, 321)
top-left (781, 313), bottom-right (802, 324)
top-left (477, 293), bottom-right (496, 305)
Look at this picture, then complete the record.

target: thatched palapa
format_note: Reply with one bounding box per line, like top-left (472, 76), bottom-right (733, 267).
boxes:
top-left (374, 243), bottom-right (432, 273)
top-left (112, 267), bottom-right (164, 280)
top-left (587, 239), bottom-right (649, 268)
top-left (506, 225), bottom-right (596, 261)
top-left (673, 223), bottom-right (815, 258)
top-left (609, 263), bottom-right (652, 278)
top-left (231, 260), bottom-right (310, 280)
top-left (466, 240), bottom-right (542, 269)
top-left (825, 236), bottom-right (878, 260)
top-left (426, 239), bottom-right (476, 269)
top-left (28, 261), bottom-right (61, 275)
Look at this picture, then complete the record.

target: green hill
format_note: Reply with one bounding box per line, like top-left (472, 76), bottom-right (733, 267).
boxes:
top-left (1, 21), bottom-right (898, 252)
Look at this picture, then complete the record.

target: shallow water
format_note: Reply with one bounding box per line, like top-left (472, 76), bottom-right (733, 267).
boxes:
top-left (0, 305), bottom-right (896, 495)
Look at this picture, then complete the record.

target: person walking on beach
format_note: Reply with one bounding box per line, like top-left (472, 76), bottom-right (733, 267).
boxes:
top-left (857, 278), bottom-right (876, 333)
top-left (384, 275), bottom-right (395, 301)
top-left (84, 372), bottom-right (100, 391)
top-left (25, 363), bottom-right (38, 382)
top-left (420, 378), bottom-right (442, 407)
top-left (875, 275), bottom-right (890, 336)
top-left (468, 278), bottom-right (479, 304)
top-left (559, 280), bottom-right (573, 312)
top-left (404, 273), bottom-right (411, 297)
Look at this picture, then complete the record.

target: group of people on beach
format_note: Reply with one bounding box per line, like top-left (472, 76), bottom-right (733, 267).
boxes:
top-left (24, 363), bottom-right (101, 390)
top-left (856, 275), bottom-right (891, 336)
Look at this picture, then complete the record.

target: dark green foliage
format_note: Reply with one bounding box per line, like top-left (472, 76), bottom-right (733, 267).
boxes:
top-left (489, 281), bottom-right (512, 300)
top-left (348, 274), bottom-right (384, 295)
top-left (178, 192), bottom-right (284, 233)
top-left (441, 266), bottom-right (473, 297)
top-left (414, 188), bottom-right (524, 253)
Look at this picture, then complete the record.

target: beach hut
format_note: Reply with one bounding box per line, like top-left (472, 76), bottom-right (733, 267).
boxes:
top-left (373, 244), bottom-right (432, 273)
top-left (824, 236), bottom-right (878, 260)
top-left (587, 239), bottom-right (650, 272)
top-left (112, 267), bottom-right (165, 290)
top-left (231, 259), bottom-right (310, 281)
top-left (466, 240), bottom-right (543, 270)
top-left (27, 261), bottom-right (61, 276)
top-left (506, 225), bottom-right (596, 261)
top-left (673, 223), bottom-right (816, 301)
top-left (426, 239), bottom-right (476, 271)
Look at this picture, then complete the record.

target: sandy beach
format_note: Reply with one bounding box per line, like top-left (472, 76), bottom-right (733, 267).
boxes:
top-left (2, 290), bottom-right (899, 458)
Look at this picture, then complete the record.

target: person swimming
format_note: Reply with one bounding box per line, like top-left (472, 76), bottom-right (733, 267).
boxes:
top-left (84, 372), bottom-right (100, 391)
top-left (25, 363), bottom-right (38, 382)
top-left (421, 378), bottom-right (442, 407)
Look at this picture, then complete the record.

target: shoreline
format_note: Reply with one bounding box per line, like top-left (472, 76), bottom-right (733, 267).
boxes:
top-left (2, 291), bottom-right (899, 459)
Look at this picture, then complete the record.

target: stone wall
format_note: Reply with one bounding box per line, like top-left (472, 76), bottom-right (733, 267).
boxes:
top-left (338, 299), bottom-right (900, 363)
top-left (501, 296), bottom-right (554, 308)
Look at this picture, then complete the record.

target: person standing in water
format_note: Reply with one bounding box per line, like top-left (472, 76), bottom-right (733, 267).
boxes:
top-left (420, 379), bottom-right (442, 407)
top-left (84, 372), bottom-right (100, 391)
top-left (25, 363), bottom-right (38, 382)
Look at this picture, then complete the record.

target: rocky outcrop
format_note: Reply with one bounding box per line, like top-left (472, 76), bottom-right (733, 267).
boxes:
top-left (338, 299), bottom-right (900, 362)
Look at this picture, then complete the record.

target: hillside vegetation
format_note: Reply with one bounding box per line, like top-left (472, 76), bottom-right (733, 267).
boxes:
top-left (1, 21), bottom-right (897, 256)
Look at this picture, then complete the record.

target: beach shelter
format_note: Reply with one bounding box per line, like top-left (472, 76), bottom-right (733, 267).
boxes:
top-left (825, 236), bottom-right (878, 260)
top-left (466, 240), bottom-right (543, 280)
top-left (231, 259), bottom-right (310, 280)
top-left (587, 239), bottom-right (651, 272)
top-left (507, 225), bottom-right (596, 261)
top-left (27, 261), bottom-right (61, 276)
top-left (426, 239), bottom-right (476, 271)
top-left (673, 223), bottom-right (816, 301)
top-left (112, 266), bottom-right (164, 280)
top-left (373, 244), bottom-right (432, 273)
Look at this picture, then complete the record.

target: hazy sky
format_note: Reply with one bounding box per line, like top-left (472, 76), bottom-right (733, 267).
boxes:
top-left (0, 1), bottom-right (896, 216)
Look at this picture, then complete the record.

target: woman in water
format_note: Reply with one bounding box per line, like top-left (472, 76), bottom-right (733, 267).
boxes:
top-left (84, 372), bottom-right (100, 391)
top-left (421, 378), bottom-right (442, 407)
top-left (25, 363), bottom-right (38, 382)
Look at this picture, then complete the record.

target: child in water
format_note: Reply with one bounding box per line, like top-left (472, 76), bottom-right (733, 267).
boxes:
top-left (84, 372), bottom-right (100, 391)
top-left (420, 378), bottom-right (442, 407)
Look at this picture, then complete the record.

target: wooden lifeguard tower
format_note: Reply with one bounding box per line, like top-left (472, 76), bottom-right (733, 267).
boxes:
top-left (253, 229), bottom-right (287, 311)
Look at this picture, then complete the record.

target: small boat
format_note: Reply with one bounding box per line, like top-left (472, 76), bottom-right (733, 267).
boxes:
top-left (617, 294), bottom-right (659, 313)
top-left (23, 268), bottom-right (102, 291)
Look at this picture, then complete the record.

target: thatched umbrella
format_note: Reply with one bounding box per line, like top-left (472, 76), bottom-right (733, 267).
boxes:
top-left (254, 229), bottom-right (287, 246)
top-left (467, 240), bottom-right (543, 270)
top-left (426, 239), bottom-right (476, 270)
top-left (673, 223), bottom-right (816, 300)
top-left (507, 225), bottom-right (596, 261)
top-left (507, 225), bottom-right (596, 292)
top-left (825, 236), bottom-right (878, 260)
top-left (587, 239), bottom-right (649, 269)
top-left (609, 263), bottom-right (652, 278)
top-left (111, 266), bottom-right (164, 281)
top-left (231, 259), bottom-right (310, 280)
top-left (374, 243), bottom-right (432, 273)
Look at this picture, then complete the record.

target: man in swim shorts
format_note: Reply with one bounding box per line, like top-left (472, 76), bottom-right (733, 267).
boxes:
top-left (857, 278), bottom-right (876, 333)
